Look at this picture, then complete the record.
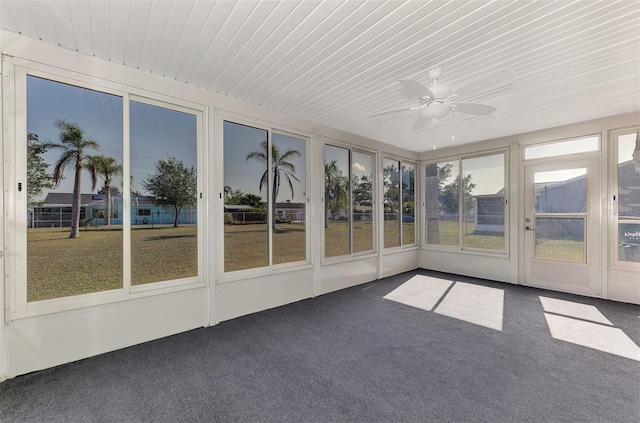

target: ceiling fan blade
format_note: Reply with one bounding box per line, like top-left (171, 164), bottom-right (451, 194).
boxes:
top-left (453, 103), bottom-right (496, 116)
top-left (413, 117), bottom-right (429, 130)
top-left (454, 69), bottom-right (514, 99)
top-left (368, 104), bottom-right (425, 118)
top-left (399, 79), bottom-right (434, 99)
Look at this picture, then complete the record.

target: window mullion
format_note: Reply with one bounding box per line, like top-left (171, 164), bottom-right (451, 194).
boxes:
top-left (349, 149), bottom-right (353, 255)
top-left (267, 130), bottom-right (273, 267)
top-left (399, 160), bottom-right (403, 246)
top-left (458, 159), bottom-right (463, 249)
top-left (123, 93), bottom-right (131, 295)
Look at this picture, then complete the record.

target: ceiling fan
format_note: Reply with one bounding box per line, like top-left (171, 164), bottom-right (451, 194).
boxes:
top-left (369, 68), bottom-right (513, 130)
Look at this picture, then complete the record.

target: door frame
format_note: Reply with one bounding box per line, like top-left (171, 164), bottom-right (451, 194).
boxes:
top-left (520, 155), bottom-right (603, 297)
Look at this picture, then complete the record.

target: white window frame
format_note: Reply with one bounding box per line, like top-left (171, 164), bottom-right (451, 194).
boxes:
top-left (218, 113), bottom-right (312, 282)
top-left (523, 134), bottom-right (601, 162)
top-left (6, 62), bottom-right (207, 319)
top-left (422, 149), bottom-right (509, 255)
top-left (322, 141), bottom-right (378, 264)
top-left (382, 156), bottom-right (417, 250)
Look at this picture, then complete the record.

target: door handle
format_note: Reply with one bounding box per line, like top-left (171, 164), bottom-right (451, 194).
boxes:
top-left (525, 226), bottom-right (535, 231)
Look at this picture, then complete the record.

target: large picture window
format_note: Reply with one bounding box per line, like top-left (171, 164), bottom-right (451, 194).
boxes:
top-left (24, 74), bottom-right (202, 305)
top-left (324, 145), bottom-right (375, 258)
top-left (425, 152), bottom-right (506, 252)
top-left (223, 121), bottom-right (307, 272)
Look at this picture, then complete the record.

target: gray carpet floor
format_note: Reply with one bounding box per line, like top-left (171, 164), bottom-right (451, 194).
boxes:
top-left (1, 270), bottom-right (639, 422)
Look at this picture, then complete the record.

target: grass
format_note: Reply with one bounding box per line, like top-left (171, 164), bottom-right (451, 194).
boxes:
top-left (27, 219), bottom-right (584, 302)
top-left (27, 225), bottom-right (197, 302)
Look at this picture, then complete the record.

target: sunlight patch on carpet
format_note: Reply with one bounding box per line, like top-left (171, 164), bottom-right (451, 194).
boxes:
top-left (543, 313), bottom-right (640, 361)
top-left (384, 276), bottom-right (504, 331)
top-left (539, 297), bottom-right (613, 325)
top-left (433, 282), bottom-right (504, 331)
top-left (383, 275), bottom-right (452, 312)
top-left (540, 296), bottom-right (640, 361)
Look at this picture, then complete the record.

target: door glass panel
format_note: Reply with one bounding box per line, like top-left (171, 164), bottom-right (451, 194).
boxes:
top-left (272, 133), bottom-right (306, 265)
top-left (534, 168), bottom-right (586, 213)
top-left (535, 217), bottom-right (585, 262)
top-left (352, 151), bottom-right (374, 253)
top-left (27, 76), bottom-right (123, 301)
top-left (617, 132), bottom-right (640, 264)
top-left (130, 101), bottom-right (198, 284)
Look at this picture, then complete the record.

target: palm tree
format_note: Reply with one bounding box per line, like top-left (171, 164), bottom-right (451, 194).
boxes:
top-left (246, 140), bottom-right (301, 230)
top-left (324, 160), bottom-right (348, 229)
top-left (43, 119), bottom-right (99, 238)
top-left (93, 155), bottom-right (123, 226)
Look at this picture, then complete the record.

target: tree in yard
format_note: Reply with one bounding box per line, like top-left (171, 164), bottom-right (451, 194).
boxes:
top-left (27, 132), bottom-right (55, 205)
top-left (224, 186), bottom-right (245, 204)
top-left (42, 120), bottom-right (99, 238)
top-left (246, 140), bottom-right (301, 230)
top-left (93, 155), bottom-right (123, 226)
top-left (223, 186), bottom-right (264, 208)
top-left (439, 171), bottom-right (476, 215)
top-left (324, 159), bottom-right (348, 228)
top-left (383, 163), bottom-right (400, 217)
top-left (352, 174), bottom-right (372, 207)
top-left (142, 157), bottom-right (197, 228)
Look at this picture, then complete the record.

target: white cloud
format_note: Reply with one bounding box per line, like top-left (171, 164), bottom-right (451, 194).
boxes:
top-left (353, 162), bottom-right (366, 172)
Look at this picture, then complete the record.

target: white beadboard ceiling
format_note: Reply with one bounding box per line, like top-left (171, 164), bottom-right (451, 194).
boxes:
top-left (2, 0), bottom-right (639, 152)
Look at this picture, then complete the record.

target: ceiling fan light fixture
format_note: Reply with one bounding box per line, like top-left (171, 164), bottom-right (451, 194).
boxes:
top-left (419, 102), bottom-right (451, 122)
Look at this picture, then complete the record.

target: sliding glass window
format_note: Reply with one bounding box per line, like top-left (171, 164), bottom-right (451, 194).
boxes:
top-left (324, 145), bottom-right (375, 258)
top-left (223, 121), bottom-right (308, 272)
top-left (27, 76), bottom-right (124, 302)
top-left (383, 158), bottom-right (416, 248)
top-left (425, 152), bottom-right (506, 252)
top-left (130, 100), bottom-right (198, 285)
top-left (24, 74), bottom-right (202, 305)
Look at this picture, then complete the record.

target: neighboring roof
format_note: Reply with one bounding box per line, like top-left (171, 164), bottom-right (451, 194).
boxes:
top-left (224, 204), bottom-right (254, 211)
top-left (42, 193), bottom-right (102, 206)
top-left (275, 202), bottom-right (305, 210)
top-left (40, 193), bottom-right (156, 207)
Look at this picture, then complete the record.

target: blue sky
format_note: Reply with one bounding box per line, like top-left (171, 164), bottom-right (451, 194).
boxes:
top-left (27, 75), bottom-right (197, 201)
top-left (224, 121), bottom-right (306, 203)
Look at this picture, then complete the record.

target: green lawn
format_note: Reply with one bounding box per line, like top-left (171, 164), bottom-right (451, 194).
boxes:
top-left (28, 225), bottom-right (197, 302)
top-left (28, 219), bottom-right (584, 302)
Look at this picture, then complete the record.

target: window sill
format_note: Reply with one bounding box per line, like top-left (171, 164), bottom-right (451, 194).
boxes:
top-left (421, 245), bottom-right (508, 258)
top-left (218, 262), bottom-right (313, 284)
top-left (321, 251), bottom-right (378, 267)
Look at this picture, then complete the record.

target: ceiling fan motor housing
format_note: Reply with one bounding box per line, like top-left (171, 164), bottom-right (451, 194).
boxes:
top-left (419, 102), bottom-right (451, 121)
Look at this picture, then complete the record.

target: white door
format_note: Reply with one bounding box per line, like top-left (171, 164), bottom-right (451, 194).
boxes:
top-left (523, 157), bottom-right (601, 297)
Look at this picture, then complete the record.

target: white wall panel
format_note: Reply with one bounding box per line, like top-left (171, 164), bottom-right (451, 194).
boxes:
top-left (215, 270), bottom-right (314, 323)
top-left (5, 287), bottom-right (208, 378)
top-left (381, 249), bottom-right (419, 279)
top-left (421, 250), bottom-right (511, 284)
top-left (318, 257), bottom-right (378, 296)
top-left (608, 269), bottom-right (640, 304)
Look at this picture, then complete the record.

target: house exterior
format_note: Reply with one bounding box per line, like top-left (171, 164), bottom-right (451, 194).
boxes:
top-left (29, 193), bottom-right (197, 228)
